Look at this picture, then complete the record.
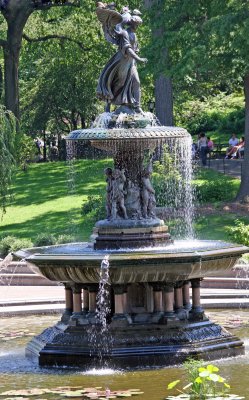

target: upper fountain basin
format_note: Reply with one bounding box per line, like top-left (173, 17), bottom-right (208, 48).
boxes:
top-left (15, 240), bottom-right (248, 285)
top-left (66, 126), bottom-right (190, 141)
top-left (66, 126), bottom-right (190, 152)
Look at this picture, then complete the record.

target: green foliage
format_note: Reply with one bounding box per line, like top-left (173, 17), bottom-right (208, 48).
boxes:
top-left (81, 195), bottom-right (105, 220)
top-left (34, 233), bottom-right (77, 247)
top-left (0, 236), bottom-right (33, 257)
top-left (228, 220), bottom-right (249, 246)
top-left (0, 106), bottom-right (16, 211)
top-left (56, 234), bottom-right (76, 244)
top-left (193, 169), bottom-right (240, 203)
top-left (166, 359), bottom-right (243, 399)
top-left (176, 93), bottom-right (245, 136)
top-left (15, 133), bottom-right (36, 170)
top-left (34, 233), bottom-right (57, 247)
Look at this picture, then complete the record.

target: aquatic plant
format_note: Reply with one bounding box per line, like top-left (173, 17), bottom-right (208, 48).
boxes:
top-left (0, 386), bottom-right (144, 399)
top-left (166, 359), bottom-right (244, 399)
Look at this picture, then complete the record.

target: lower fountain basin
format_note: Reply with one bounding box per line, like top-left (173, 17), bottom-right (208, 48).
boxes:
top-left (14, 240), bottom-right (249, 369)
top-left (15, 240), bottom-right (248, 285)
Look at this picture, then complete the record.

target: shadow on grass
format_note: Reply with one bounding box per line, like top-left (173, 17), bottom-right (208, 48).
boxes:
top-left (0, 208), bottom-right (94, 242)
top-left (9, 159), bottom-right (111, 207)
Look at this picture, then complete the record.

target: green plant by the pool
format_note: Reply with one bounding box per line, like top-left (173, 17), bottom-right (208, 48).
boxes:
top-left (166, 359), bottom-right (244, 399)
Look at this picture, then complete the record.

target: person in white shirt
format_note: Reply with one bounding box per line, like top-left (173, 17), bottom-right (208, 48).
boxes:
top-left (226, 134), bottom-right (239, 158)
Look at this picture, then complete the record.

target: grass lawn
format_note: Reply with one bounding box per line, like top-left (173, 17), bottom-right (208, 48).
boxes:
top-left (195, 213), bottom-right (249, 242)
top-left (0, 160), bottom-right (248, 244)
top-left (0, 159), bottom-right (111, 242)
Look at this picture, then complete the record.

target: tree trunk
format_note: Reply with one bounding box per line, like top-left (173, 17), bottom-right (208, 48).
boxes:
top-left (2, 2), bottom-right (32, 122)
top-left (235, 73), bottom-right (249, 202)
top-left (3, 37), bottom-right (21, 120)
top-left (155, 75), bottom-right (174, 126)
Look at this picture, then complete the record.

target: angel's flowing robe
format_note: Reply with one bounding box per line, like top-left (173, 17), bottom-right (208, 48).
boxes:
top-left (97, 28), bottom-right (141, 108)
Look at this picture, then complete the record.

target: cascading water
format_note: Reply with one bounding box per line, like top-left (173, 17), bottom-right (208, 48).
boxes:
top-left (152, 135), bottom-right (195, 239)
top-left (65, 141), bottom-right (79, 238)
top-left (88, 256), bottom-right (113, 367)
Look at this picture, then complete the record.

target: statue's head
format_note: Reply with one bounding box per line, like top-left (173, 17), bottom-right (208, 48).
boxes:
top-left (129, 13), bottom-right (143, 28)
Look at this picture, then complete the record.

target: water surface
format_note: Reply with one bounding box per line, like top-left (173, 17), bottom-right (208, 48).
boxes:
top-left (0, 313), bottom-right (249, 399)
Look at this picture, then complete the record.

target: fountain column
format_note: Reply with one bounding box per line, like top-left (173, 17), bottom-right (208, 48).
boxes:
top-left (65, 284), bottom-right (73, 314)
top-left (163, 283), bottom-right (175, 318)
top-left (174, 282), bottom-right (187, 319)
top-left (189, 278), bottom-right (204, 320)
top-left (151, 283), bottom-right (164, 322)
top-left (72, 284), bottom-right (82, 318)
top-left (112, 284), bottom-right (130, 326)
top-left (183, 281), bottom-right (191, 310)
top-left (88, 284), bottom-right (98, 315)
top-left (82, 287), bottom-right (89, 313)
top-left (61, 284), bottom-right (73, 323)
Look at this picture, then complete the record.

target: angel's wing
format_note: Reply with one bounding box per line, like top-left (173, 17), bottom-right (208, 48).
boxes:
top-left (96, 6), bottom-right (123, 45)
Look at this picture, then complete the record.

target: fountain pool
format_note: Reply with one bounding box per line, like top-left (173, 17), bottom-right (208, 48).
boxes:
top-left (0, 313), bottom-right (249, 399)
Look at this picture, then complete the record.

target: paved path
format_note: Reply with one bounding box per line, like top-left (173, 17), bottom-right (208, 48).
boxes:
top-left (0, 285), bottom-right (248, 315)
top-left (207, 158), bottom-right (243, 179)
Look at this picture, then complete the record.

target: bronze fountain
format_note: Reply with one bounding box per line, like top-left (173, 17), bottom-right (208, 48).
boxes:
top-left (16, 4), bottom-right (248, 369)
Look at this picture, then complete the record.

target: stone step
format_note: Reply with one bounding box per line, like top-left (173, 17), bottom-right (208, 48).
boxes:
top-left (202, 277), bottom-right (249, 289)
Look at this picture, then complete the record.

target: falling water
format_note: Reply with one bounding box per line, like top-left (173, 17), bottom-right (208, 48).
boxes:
top-left (154, 136), bottom-right (195, 239)
top-left (92, 111), bottom-right (158, 129)
top-left (92, 112), bottom-right (113, 129)
top-left (88, 256), bottom-right (113, 366)
top-left (65, 140), bottom-right (79, 237)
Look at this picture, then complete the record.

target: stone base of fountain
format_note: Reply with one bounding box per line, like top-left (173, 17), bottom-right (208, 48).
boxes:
top-left (94, 218), bottom-right (172, 250)
top-left (26, 317), bottom-right (244, 369)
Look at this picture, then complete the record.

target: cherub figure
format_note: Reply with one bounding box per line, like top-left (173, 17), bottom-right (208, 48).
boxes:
top-left (96, 4), bottom-right (147, 113)
top-left (111, 168), bottom-right (128, 220)
top-left (141, 161), bottom-right (156, 219)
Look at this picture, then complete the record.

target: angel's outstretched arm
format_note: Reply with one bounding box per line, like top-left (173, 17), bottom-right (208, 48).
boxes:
top-left (126, 47), bottom-right (147, 63)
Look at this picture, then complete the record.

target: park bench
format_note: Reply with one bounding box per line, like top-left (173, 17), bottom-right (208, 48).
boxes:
top-left (208, 143), bottom-right (227, 159)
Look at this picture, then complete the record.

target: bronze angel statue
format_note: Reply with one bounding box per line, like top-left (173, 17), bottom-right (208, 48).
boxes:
top-left (96, 3), bottom-right (147, 113)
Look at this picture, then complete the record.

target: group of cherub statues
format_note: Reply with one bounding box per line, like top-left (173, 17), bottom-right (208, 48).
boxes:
top-left (104, 161), bottom-right (156, 221)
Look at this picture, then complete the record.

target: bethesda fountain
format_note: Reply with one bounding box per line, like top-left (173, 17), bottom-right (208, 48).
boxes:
top-left (16, 4), bottom-right (248, 369)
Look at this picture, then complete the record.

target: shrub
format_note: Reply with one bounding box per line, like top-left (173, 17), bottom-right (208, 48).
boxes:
top-left (0, 236), bottom-right (33, 257)
top-left (56, 234), bottom-right (76, 244)
top-left (227, 220), bottom-right (249, 246)
top-left (193, 170), bottom-right (240, 203)
top-left (81, 195), bottom-right (105, 220)
top-left (34, 233), bottom-right (57, 247)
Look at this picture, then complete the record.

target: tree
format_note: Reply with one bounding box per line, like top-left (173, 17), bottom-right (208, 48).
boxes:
top-left (146, 0), bottom-right (249, 201)
top-left (0, 0), bottom-right (80, 122)
top-left (144, 0), bottom-right (174, 125)
top-left (0, 105), bottom-right (16, 211)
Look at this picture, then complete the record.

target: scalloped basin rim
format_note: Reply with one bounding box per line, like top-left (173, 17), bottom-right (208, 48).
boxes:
top-left (66, 126), bottom-right (191, 140)
top-left (15, 240), bottom-right (249, 264)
